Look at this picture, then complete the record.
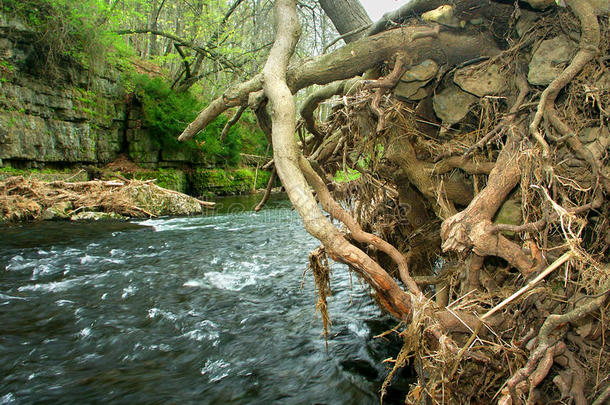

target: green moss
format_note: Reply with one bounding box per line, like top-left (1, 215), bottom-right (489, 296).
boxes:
top-left (124, 169), bottom-right (187, 193)
top-left (130, 74), bottom-right (269, 168)
top-left (188, 168), bottom-right (272, 196)
top-left (0, 168), bottom-right (88, 182)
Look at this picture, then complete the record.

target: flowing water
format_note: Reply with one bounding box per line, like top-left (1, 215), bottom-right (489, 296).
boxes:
top-left (0, 194), bottom-right (409, 404)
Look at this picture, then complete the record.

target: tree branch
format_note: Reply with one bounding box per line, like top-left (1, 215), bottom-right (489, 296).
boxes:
top-left (180, 27), bottom-right (499, 140)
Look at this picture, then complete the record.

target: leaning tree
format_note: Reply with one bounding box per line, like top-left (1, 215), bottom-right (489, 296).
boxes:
top-left (182, 0), bottom-right (609, 403)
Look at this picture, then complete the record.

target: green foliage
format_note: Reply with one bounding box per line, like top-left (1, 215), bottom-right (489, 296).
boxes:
top-left (333, 168), bottom-right (361, 183)
top-left (0, 60), bottom-right (15, 82)
top-left (132, 74), bottom-right (267, 167)
top-left (126, 169), bottom-right (187, 193)
top-left (1, 0), bottom-right (133, 79)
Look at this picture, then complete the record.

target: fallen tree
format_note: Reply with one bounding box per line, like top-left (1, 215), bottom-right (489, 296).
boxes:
top-left (183, 0), bottom-right (609, 402)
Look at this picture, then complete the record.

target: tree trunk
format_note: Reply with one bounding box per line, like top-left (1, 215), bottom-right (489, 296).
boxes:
top-left (318, 0), bottom-right (371, 43)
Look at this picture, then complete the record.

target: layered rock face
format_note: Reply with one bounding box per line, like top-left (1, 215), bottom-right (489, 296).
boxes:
top-left (0, 13), bottom-right (208, 169)
top-left (0, 13), bottom-right (126, 168)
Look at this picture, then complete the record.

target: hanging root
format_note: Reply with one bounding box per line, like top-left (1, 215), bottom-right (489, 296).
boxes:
top-left (309, 246), bottom-right (332, 343)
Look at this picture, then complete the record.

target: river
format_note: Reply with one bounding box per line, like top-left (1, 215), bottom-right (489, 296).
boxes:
top-left (0, 194), bottom-right (410, 404)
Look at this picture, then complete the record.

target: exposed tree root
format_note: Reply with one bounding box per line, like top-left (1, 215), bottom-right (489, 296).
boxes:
top-left (182, 0), bottom-right (610, 402)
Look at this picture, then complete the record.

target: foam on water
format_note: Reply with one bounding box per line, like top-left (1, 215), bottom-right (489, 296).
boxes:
top-left (200, 359), bottom-right (231, 383)
top-left (0, 198), bottom-right (393, 404)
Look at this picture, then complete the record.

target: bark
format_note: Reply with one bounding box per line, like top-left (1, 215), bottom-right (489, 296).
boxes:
top-left (254, 168), bottom-right (276, 212)
top-left (179, 1), bottom-right (610, 401)
top-left (441, 134), bottom-right (538, 276)
top-left (318, 0), bottom-right (372, 43)
top-left (115, 28), bottom-right (238, 71)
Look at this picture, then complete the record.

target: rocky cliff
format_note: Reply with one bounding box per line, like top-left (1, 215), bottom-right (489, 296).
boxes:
top-left (0, 12), bottom-right (127, 168)
top-left (0, 12), bottom-right (216, 170)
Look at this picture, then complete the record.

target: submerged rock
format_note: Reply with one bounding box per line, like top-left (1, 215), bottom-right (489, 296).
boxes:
top-left (70, 211), bottom-right (125, 221)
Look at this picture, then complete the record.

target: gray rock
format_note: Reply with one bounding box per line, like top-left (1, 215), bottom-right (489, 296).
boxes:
top-left (400, 59), bottom-right (438, 83)
top-left (421, 5), bottom-right (460, 27)
top-left (578, 127), bottom-right (606, 143)
top-left (454, 63), bottom-right (506, 97)
top-left (582, 127), bottom-right (610, 160)
top-left (71, 211), bottom-right (125, 221)
top-left (41, 201), bottom-right (74, 220)
top-left (528, 36), bottom-right (577, 86)
top-left (394, 81), bottom-right (429, 101)
top-left (433, 85), bottom-right (478, 126)
top-left (596, 71), bottom-right (609, 92)
top-left (590, 0), bottom-right (610, 15)
top-left (516, 10), bottom-right (539, 37)
top-left (128, 129), bottom-right (160, 164)
top-left (394, 60), bottom-right (438, 101)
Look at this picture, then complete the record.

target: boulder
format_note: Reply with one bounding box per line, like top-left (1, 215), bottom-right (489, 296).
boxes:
top-left (528, 36), bottom-right (577, 86)
top-left (454, 63), bottom-right (507, 97)
top-left (432, 85), bottom-right (478, 126)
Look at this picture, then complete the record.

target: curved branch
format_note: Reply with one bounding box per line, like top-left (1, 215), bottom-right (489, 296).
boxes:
top-left (299, 78), bottom-right (361, 140)
top-left (254, 168), bottom-right (276, 212)
top-left (220, 105), bottom-right (246, 141)
top-left (299, 157), bottom-right (422, 295)
top-left (367, 0), bottom-right (446, 36)
top-left (173, 43), bottom-right (191, 79)
top-left (263, 0), bottom-right (413, 319)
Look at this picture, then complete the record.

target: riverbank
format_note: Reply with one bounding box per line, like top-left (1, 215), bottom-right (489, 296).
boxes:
top-left (0, 175), bottom-right (213, 222)
top-left (0, 164), bottom-right (274, 198)
top-left (0, 161), bottom-right (281, 222)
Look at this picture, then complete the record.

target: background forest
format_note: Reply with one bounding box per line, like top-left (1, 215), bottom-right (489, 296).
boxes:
top-left (0, 0), bottom-right (339, 167)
